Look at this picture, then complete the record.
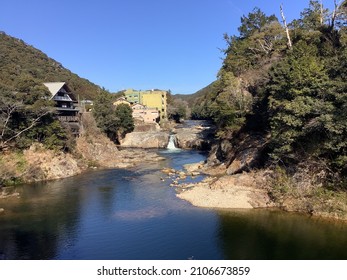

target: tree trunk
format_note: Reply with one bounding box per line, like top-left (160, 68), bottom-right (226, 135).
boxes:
top-left (280, 5), bottom-right (292, 49)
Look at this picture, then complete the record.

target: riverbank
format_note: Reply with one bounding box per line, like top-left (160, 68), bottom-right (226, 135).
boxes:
top-left (0, 144), bottom-right (164, 190)
top-left (168, 162), bottom-right (347, 221)
top-left (177, 174), bottom-right (272, 209)
top-left (0, 114), bottom-right (165, 190)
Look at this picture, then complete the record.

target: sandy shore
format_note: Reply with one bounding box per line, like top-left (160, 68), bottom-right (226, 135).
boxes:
top-left (176, 172), bottom-right (272, 209)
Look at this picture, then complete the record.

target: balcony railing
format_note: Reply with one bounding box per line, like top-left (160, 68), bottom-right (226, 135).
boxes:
top-left (53, 95), bottom-right (72, 101)
top-left (58, 116), bottom-right (80, 122)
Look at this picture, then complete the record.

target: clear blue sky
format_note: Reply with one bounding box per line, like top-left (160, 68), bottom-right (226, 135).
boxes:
top-left (1, 0), bottom-right (335, 94)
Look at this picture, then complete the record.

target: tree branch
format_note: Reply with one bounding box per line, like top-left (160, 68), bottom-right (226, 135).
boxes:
top-left (0, 110), bottom-right (51, 149)
top-left (0, 103), bottom-right (20, 140)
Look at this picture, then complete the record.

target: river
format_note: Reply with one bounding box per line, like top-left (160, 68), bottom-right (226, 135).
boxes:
top-left (1, 144), bottom-right (347, 259)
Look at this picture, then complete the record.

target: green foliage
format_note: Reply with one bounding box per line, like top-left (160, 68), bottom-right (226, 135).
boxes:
top-left (0, 83), bottom-right (71, 151)
top-left (0, 31), bottom-right (106, 152)
top-left (27, 118), bottom-right (71, 151)
top-left (267, 41), bottom-right (329, 159)
top-left (189, 2), bottom-right (347, 183)
top-left (0, 31), bottom-right (101, 100)
top-left (299, 0), bottom-right (329, 30)
top-left (93, 91), bottom-right (134, 143)
top-left (114, 103), bottom-right (135, 139)
top-left (266, 33), bottom-right (347, 173)
top-left (168, 98), bottom-right (189, 122)
top-left (238, 7), bottom-right (278, 39)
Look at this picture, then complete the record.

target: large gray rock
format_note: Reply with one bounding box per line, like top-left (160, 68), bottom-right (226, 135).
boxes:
top-left (133, 122), bottom-right (160, 132)
top-left (120, 131), bottom-right (170, 148)
top-left (174, 125), bottom-right (214, 150)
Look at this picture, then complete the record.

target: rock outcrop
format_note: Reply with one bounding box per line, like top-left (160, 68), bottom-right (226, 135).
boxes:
top-left (173, 124), bottom-right (215, 150)
top-left (176, 170), bottom-right (272, 209)
top-left (207, 132), bottom-right (270, 175)
top-left (120, 131), bottom-right (170, 148)
top-left (133, 121), bottom-right (160, 132)
top-left (0, 143), bottom-right (83, 185)
top-left (23, 144), bottom-right (82, 182)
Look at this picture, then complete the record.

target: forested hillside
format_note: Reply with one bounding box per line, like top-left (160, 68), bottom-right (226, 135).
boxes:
top-left (0, 31), bottom-right (104, 151)
top-left (0, 31), bottom-right (101, 100)
top-left (195, 1), bottom-right (347, 188)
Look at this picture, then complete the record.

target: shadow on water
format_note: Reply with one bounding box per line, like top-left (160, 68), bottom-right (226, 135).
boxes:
top-left (217, 209), bottom-right (347, 260)
top-left (0, 177), bottom-right (84, 259)
top-left (1, 144), bottom-right (347, 259)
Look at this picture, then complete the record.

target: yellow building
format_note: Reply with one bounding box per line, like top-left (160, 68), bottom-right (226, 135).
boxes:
top-left (124, 89), bottom-right (167, 122)
top-left (141, 90), bottom-right (167, 121)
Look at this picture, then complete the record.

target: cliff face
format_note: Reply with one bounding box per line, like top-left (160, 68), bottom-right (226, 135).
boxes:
top-left (0, 144), bottom-right (83, 186)
top-left (23, 144), bottom-right (83, 181)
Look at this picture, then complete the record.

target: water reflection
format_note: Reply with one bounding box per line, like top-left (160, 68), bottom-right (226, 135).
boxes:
top-left (218, 209), bottom-right (347, 259)
top-left (1, 149), bottom-right (347, 260)
top-left (0, 177), bottom-right (83, 259)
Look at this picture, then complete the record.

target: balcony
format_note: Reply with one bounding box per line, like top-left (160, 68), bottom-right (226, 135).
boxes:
top-left (53, 95), bottom-right (72, 102)
top-left (58, 116), bottom-right (80, 122)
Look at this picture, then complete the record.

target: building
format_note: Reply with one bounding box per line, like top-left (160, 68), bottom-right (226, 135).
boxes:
top-left (124, 89), bottom-right (141, 104)
top-left (43, 82), bottom-right (80, 135)
top-left (124, 89), bottom-right (167, 122)
top-left (113, 97), bottom-right (131, 107)
top-left (141, 90), bottom-right (167, 121)
top-left (131, 104), bottom-right (159, 123)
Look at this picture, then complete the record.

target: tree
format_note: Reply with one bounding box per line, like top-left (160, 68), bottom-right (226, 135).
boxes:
top-left (280, 4), bottom-right (293, 49)
top-left (168, 98), bottom-right (189, 123)
top-left (0, 86), bottom-right (59, 150)
top-left (238, 7), bottom-right (278, 39)
top-left (267, 41), bottom-right (332, 162)
top-left (299, 0), bottom-right (329, 30)
top-left (331, 0), bottom-right (347, 29)
top-left (114, 103), bottom-right (134, 140)
top-left (93, 90), bottom-right (119, 141)
top-left (93, 90), bottom-right (134, 143)
top-left (223, 8), bottom-right (284, 76)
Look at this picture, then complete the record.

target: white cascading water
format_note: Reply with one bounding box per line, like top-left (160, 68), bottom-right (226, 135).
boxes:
top-left (167, 134), bottom-right (180, 151)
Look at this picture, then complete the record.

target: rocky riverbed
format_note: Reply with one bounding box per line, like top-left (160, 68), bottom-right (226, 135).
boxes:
top-left (160, 161), bottom-right (272, 210)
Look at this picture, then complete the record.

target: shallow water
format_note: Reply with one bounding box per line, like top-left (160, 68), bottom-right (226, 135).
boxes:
top-left (1, 149), bottom-right (347, 260)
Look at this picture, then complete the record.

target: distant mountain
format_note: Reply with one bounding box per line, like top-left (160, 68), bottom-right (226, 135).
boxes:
top-left (0, 31), bottom-right (102, 99)
top-left (173, 81), bottom-right (217, 106)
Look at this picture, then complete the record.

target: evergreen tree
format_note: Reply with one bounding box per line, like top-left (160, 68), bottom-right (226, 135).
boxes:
top-left (267, 41), bottom-right (333, 163)
top-left (114, 103), bottom-right (134, 140)
top-left (93, 91), bottom-right (134, 143)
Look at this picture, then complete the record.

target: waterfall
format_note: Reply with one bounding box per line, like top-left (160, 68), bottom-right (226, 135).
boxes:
top-left (167, 134), bottom-right (180, 151)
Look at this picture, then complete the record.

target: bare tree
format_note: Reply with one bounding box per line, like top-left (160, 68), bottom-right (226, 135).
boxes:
top-left (331, 0), bottom-right (346, 29)
top-left (0, 102), bottom-right (20, 141)
top-left (0, 100), bottom-right (53, 150)
top-left (280, 4), bottom-right (292, 49)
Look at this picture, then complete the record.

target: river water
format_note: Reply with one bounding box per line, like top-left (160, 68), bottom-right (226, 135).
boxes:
top-left (1, 144), bottom-right (347, 259)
